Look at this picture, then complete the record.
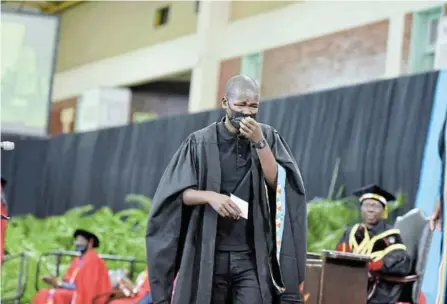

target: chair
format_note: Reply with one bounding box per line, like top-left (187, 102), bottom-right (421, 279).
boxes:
top-left (0, 252), bottom-right (29, 304)
top-left (377, 208), bottom-right (432, 304)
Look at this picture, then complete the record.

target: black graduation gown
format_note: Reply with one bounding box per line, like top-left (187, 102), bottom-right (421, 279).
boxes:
top-left (336, 221), bottom-right (411, 304)
top-left (146, 122), bottom-right (307, 304)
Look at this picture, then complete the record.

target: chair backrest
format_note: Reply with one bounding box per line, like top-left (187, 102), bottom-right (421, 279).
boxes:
top-left (395, 208), bottom-right (433, 303)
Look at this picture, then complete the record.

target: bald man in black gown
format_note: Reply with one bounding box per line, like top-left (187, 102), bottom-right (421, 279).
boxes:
top-left (146, 75), bottom-right (307, 304)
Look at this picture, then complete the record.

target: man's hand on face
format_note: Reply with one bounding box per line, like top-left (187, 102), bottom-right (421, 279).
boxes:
top-left (239, 117), bottom-right (264, 143)
top-left (207, 192), bottom-right (242, 219)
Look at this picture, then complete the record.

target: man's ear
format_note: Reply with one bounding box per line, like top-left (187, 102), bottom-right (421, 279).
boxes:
top-left (222, 97), bottom-right (227, 109)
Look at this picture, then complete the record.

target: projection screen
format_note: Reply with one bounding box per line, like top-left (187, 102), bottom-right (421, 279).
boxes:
top-left (1, 11), bottom-right (59, 136)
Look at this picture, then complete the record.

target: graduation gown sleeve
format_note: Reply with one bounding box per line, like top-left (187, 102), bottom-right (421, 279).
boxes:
top-left (368, 233), bottom-right (411, 276)
top-left (335, 228), bottom-right (352, 252)
top-left (264, 127), bottom-right (307, 302)
top-left (146, 136), bottom-right (198, 304)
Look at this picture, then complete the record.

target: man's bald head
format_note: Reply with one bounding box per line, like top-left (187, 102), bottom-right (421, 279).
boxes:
top-left (224, 75), bottom-right (259, 103)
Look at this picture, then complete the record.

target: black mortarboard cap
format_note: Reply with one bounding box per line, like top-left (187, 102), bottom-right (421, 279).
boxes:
top-left (352, 184), bottom-right (396, 206)
top-left (73, 229), bottom-right (100, 248)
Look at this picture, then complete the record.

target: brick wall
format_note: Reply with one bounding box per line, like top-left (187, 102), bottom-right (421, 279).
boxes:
top-left (401, 14), bottom-right (413, 74)
top-left (216, 58), bottom-right (241, 107)
top-left (261, 20), bottom-right (389, 99)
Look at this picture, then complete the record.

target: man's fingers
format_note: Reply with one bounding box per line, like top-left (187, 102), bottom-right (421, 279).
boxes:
top-left (228, 200), bottom-right (242, 215)
top-left (244, 117), bottom-right (257, 126)
top-left (240, 122), bottom-right (252, 132)
top-left (240, 128), bottom-right (250, 138)
top-left (429, 218), bottom-right (435, 232)
top-left (223, 204), bottom-right (239, 218)
top-left (225, 202), bottom-right (240, 219)
top-left (437, 220), bottom-right (442, 231)
top-left (219, 207), bottom-right (229, 217)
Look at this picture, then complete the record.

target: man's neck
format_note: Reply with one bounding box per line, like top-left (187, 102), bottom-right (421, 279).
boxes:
top-left (364, 220), bottom-right (381, 230)
top-left (224, 117), bottom-right (238, 134)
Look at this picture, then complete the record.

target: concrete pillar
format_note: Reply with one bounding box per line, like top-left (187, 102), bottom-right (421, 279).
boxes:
top-left (384, 13), bottom-right (405, 78)
top-left (188, 0), bottom-right (230, 113)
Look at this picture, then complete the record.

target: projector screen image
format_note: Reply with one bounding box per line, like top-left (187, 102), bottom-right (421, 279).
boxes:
top-left (1, 11), bottom-right (59, 136)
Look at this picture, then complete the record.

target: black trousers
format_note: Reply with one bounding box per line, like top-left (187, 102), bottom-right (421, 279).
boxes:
top-left (211, 250), bottom-right (262, 304)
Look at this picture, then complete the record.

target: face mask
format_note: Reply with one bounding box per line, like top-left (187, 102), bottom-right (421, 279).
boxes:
top-left (226, 106), bottom-right (257, 130)
top-left (75, 244), bottom-right (87, 254)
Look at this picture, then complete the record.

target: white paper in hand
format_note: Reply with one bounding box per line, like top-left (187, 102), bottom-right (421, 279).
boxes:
top-left (230, 194), bottom-right (249, 219)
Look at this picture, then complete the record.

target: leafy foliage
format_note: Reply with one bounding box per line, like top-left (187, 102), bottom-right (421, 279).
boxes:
top-left (306, 197), bottom-right (359, 252)
top-left (1, 194), bottom-right (151, 303)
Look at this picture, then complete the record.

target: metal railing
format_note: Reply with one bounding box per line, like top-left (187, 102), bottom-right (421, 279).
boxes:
top-left (1, 252), bottom-right (29, 304)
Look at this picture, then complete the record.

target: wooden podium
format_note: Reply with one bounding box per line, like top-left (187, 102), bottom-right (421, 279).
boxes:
top-left (304, 250), bottom-right (371, 304)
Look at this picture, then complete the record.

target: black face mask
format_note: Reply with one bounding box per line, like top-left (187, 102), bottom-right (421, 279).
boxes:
top-left (226, 106), bottom-right (257, 130)
top-left (75, 244), bottom-right (88, 254)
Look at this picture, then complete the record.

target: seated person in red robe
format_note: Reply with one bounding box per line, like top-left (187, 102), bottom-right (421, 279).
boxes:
top-left (33, 229), bottom-right (112, 304)
top-left (335, 185), bottom-right (411, 304)
top-left (1, 177), bottom-right (9, 265)
top-left (108, 268), bottom-right (151, 304)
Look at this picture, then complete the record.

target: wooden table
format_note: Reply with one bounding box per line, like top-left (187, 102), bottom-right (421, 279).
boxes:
top-left (303, 251), bottom-right (371, 304)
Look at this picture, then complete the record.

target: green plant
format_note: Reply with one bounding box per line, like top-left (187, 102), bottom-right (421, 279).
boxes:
top-left (307, 197), bottom-right (359, 252)
top-left (1, 194), bottom-right (151, 303)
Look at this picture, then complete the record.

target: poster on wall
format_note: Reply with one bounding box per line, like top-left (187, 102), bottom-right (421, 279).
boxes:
top-left (0, 11), bottom-right (59, 136)
top-left (435, 15), bottom-right (447, 69)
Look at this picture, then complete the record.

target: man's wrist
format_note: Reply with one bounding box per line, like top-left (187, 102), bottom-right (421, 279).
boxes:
top-left (202, 191), bottom-right (217, 203)
top-left (252, 135), bottom-right (265, 143)
top-left (253, 138), bottom-right (267, 149)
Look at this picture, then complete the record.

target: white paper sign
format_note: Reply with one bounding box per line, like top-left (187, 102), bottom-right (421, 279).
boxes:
top-left (230, 194), bottom-right (249, 219)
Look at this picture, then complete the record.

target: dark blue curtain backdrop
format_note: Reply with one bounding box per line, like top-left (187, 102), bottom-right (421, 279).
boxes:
top-left (1, 72), bottom-right (439, 218)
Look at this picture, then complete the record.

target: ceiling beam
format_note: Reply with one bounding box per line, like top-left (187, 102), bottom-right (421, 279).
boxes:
top-left (1, 1), bottom-right (83, 14)
top-left (43, 1), bottom-right (83, 14)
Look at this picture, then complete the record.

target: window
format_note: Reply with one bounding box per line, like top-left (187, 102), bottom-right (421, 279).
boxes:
top-left (154, 6), bottom-right (170, 28)
top-left (241, 52), bottom-right (263, 88)
top-left (408, 6), bottom-right (443, 73)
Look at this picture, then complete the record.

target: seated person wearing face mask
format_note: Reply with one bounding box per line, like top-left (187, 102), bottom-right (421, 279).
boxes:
top-left (33, 229), bottom-right (112, 304)
top-left (335, 185), bottom-right (411, 304)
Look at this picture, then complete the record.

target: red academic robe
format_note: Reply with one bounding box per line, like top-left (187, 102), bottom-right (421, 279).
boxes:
top-left (0, 183), bottom-right (8, 264)
top-left (110, 269), bottom-right (150, 304)
top-left (33, 249), bottom-right (112, 304)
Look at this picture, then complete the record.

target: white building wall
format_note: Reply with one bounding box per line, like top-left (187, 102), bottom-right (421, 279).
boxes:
top-left (52, 0), bottom-right (446, 109)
